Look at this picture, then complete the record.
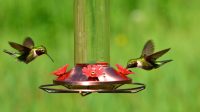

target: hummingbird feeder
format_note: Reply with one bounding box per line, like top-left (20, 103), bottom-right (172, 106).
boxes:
top-left (39, 0), bottom-right (145, 96)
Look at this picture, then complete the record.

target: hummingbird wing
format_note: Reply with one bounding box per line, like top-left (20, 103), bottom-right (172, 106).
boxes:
top-left (23, 37), bottom-right (35, 48)
top-left (146, 48), bottom-right (171, 61)
top-left (141, 40), bottom-right (154, 57)
top-left (9, 42), bottom-right (31, 53)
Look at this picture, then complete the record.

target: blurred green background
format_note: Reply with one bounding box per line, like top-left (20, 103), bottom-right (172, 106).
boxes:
top-left (0, 0), bottom-right (199, 112)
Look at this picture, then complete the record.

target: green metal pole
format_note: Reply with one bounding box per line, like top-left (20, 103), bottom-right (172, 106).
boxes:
top-left (74, 0), bottom-right (110, 64)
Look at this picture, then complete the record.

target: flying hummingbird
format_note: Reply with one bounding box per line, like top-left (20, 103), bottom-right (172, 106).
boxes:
top-left (126, 40), bottom-right (172, 70)
top-left (3, 37), bottom-right (54, 64)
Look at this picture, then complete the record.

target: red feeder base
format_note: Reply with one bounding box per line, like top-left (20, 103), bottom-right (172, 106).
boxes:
top-left (39, 63), bottom-right (145, 96)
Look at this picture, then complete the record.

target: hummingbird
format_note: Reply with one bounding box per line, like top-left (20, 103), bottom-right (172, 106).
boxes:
top-left (126, 40), bottom-right (172, 70)
top-left (3, 37), bottom-right (54, 64)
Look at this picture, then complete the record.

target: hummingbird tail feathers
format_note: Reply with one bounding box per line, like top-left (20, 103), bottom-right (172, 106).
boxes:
top-left (3, 49), bottom-right (14, 55)
top-left (156, 60), bottom-right (173, 67)
top-left (3, 49), bottom-right (18, 57)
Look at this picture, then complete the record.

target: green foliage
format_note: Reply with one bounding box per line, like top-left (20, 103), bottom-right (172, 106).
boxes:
top-left (0, 0), bottom-right (199, 112)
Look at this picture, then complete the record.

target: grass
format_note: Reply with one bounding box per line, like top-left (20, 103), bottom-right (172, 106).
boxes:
top-left (0, 0), bottom-right (200, 112)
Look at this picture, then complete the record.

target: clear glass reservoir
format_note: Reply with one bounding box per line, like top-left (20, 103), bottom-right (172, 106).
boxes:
top-left (74, 0), bottom-right (110, 64)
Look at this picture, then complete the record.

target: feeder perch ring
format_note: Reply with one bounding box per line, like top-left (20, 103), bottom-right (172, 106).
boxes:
top-left (39, 82), bottom-right (145, 96)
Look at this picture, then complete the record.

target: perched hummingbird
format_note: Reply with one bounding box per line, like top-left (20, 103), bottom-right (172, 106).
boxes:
top-left (126, 40), bottom-right (172, 70)
top-left (3, 37), bottom-right (54, 64)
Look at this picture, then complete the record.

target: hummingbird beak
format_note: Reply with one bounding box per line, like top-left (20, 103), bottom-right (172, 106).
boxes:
top-left (46, 53), bottom-right (54, 63)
